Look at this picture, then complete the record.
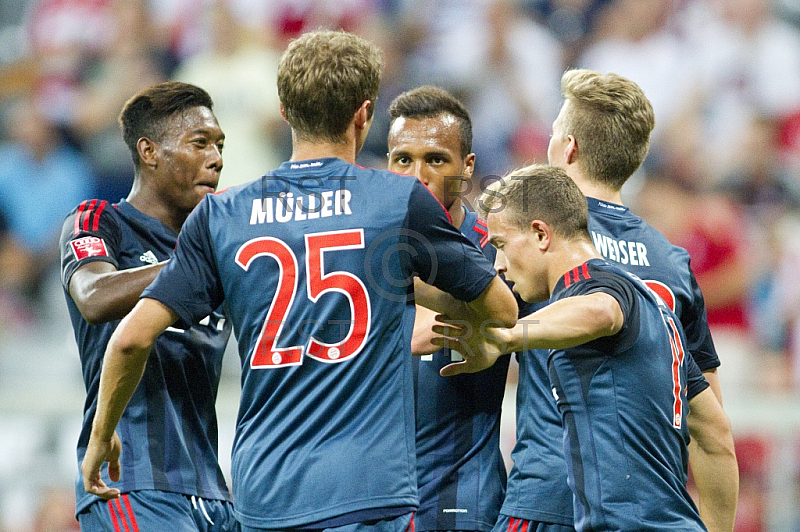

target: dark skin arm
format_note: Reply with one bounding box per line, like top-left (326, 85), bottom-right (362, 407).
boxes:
top-left (68, 261), bottom-right (166, 325)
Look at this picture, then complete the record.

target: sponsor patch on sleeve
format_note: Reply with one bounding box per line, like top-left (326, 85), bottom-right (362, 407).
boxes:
top-left (70, 236), bottom-right (109, 261)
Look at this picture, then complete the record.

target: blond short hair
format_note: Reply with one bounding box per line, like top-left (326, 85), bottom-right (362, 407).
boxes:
top-left (559, 69), bottom-right (655, 190)
top-left (479, 164), bottom-right (589, 241)
top-left (278, 30), bottom-right (384, 143)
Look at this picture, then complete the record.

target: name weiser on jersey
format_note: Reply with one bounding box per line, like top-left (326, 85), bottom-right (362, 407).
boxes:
top-left (250, 190), bottom-right (353, 225)
top-left (591, 230), bottom-right (650, 267)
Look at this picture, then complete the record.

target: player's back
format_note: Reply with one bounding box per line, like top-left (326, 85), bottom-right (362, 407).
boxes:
top-left (197, 157), bottom-right (497, 529)
top-left (586, 197), bottom-right (719, 371)
top-left (548, 259), bottom-right (705, 531)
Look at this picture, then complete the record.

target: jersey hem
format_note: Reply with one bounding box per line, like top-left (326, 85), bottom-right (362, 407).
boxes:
top-left (75, 484), bottom-right (232, 516)
top-left (234, 496), bottom-right (419, 528)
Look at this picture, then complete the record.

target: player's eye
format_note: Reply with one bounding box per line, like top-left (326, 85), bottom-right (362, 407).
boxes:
top-left (429, 156), bottom-right (446, 165)
top-left (394, 156), bottom-right (411, 165)
top-left (217, 142), bottom-right (224, 153)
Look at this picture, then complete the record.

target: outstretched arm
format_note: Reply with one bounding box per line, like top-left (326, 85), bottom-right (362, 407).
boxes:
top-left (687, 387), bottom-right (738, 532)
top-left (436, 291), bottom-right (623, 376)
top-left (414, 276), bottom-right (517, 329)
top-left (82, 298), bottom-right (178, 499)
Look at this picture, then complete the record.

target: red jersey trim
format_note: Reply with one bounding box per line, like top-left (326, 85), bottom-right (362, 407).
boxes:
top-left (73, 199), bottom-right (108, 235)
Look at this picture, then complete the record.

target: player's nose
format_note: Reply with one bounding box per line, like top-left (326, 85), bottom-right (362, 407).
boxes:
top-left (208, 145), bottom-right (223, 170)
top-left (411, 163), bottom-right (429, 184)
top-left (494, 254), bottom-right (507, 275)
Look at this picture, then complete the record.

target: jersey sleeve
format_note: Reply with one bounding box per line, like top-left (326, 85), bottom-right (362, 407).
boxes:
top-left (562, 270), bottom-right (640, 354)
top-left (680, 267), bottom-right (721, 371)
top-left (404, 181), bottom-right (497, 302)
top-left (142, 197), bottom-right (224, 329)
top-left (60, 199), bottom-right (121, 291)
top-left (684, 352), bottom-right (710, 399)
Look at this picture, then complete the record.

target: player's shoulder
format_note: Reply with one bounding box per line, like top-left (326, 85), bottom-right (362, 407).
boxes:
top-left (461, 208), bottom-right (491, 249)
top-left (635, 218), bottom-right (691, 264)
top-left (62, 198), bottom-right (119, 236)
top-left (560, 259), bottom-right (634, 295)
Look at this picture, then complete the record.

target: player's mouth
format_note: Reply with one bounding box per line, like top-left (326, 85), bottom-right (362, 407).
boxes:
top-left (196, 182), bottom-right (218, 194)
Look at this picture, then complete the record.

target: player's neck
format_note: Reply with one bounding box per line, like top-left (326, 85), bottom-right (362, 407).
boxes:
top-left (449, 201), bottom-right (465, 229)
top-left (290, 133), bottom-right (359, 164)
top-left (548, 239), bottom-right (602, 293)
top-left (126, 185), bottom-right (187, 233)
top-left (568, 171), bottom-right (624, 206)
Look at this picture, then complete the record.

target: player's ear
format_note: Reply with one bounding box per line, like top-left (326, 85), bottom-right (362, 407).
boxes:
top-left (565, 135), bottom-right (578, 165)
top-left (531, 220), bottom-right (551, 251)
top-left (279, 102), bottom-right (292, 125)
top-left (462, 153), bottom-right (476, 180)
top-left (354, 100), bottom-right (373, 130)
top-left (137, 137), bottom-right (158, 169)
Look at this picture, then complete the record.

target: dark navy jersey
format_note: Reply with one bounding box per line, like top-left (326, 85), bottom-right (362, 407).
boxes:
top-left (414, 208), bottom-right (508, 532)
top-left (587, 197), bottom-right (719, 371)
top-left (59, 199), bottom-right (233, 516)
top-left (501, 297), bottom-right (573, 527)
top-left (501, 197), bottom-right (722, 526)
top-left (548, 259), bottom-right (707, 532)
top-left (142, 158), bottom-right (498, 529)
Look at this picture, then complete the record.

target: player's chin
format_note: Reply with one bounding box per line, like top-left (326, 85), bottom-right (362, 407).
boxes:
top-left (515, 285), bottom-right (536, 303)
top-left (195, 184), bottom-right (217, 195)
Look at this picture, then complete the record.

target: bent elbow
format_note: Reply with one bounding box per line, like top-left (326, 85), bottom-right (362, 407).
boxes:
top-left (79, 305), bottom-right (110, 326)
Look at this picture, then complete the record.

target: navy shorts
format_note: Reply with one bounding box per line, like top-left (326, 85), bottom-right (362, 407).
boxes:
top-left (491, 514), bottom-right (576, 532)
top-left (77, 490), bottom-right (238, 531)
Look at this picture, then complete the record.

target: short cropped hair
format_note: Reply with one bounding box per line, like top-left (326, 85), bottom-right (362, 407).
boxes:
top-left (480, 164), bottom-right (589, 241)
top-left (559, 69), bottom-right (655, 190)
top-left (388, 86), bottom-right (473, 158)
top-left (278, 30), bottom-right (383, 144)
top-left (119, 81), bottom-right (214, 169)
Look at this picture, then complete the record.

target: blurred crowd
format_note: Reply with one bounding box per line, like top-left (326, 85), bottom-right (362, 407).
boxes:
top-left (1, 0), bottom-right (800, 530)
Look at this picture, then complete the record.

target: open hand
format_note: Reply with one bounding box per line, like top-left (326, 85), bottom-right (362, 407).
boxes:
top-left (81, 432), bottom-right (122, 499)
top-left (431, 315), bottom-right (511, 376)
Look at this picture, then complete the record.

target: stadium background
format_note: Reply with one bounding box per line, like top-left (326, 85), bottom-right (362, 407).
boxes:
top-left (1, 0), bottom-right (800, 530)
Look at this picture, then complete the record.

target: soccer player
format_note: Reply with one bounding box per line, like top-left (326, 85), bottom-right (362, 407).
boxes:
top-left (387, 86), bottom-right (508, 532)
top-left (81, 30), bottom-right (517, 532)
top-left (60, 82), bottom-right (237, 530)
top-left (482, 70), bottom-right (738, 532)
top-left (446, 165), bottom-right (722, 531)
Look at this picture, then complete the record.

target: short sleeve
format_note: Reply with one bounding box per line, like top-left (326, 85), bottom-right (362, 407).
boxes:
top-left (684, 353), bottom-right (710, 399)
top-left (404, 181), bottom-right (496, 302)
top-left (681, 267), bottom-right (721, 371)
top-left (142, 197), bottom-right (224, 328)
top-left (60, 199), bottom-right (121, 291)
top-left (560, 270), bottom-right (640, 354)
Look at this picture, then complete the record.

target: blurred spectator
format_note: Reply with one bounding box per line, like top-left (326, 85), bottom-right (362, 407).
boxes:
top-left (635, 174), bottom-right (757, 392)
top-left (680, 0), bottom-right (800, 183)
top-left (21, 0), bottom-right (116, 123)
top-left (732, 434), bottom-right (771, 532)
top-left (32, 486), bottom-right (79, 531)
top-left (174, 3), bottom-right (287, 188)
top-left (524, 0), bottom-right (612, 65)
top-left (578, 0), bottom-right (698, 148)
top-left (398, 0), bottom-right (563, 177)
top-left (0, 96), bottom-right (94, 322)
top-left (719, 115), bottom-right (800, 218)
top-left (69, 0), bottom-right (170, 201)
